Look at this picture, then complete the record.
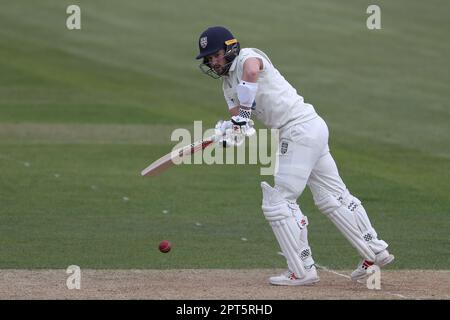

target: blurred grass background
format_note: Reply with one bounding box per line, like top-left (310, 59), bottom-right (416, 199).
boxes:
top-left (0, 0), bottom-right (449, 269)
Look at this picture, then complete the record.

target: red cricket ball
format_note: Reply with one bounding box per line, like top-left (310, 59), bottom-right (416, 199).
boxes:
top-left (158, 240), bottom-right (171, 253)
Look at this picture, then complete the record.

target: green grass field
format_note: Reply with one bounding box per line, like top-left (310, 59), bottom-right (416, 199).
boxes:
top-left (0, 0), bottom-right (449, 270)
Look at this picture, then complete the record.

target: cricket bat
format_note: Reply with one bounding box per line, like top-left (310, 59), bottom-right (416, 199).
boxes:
top-left (141, 134), bottom-right (217, 177)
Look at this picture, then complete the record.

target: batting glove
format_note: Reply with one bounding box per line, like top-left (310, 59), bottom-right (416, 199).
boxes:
top-left (214, 120), bottom-right (232, 136)
top-left (215, 120), bottom-right (233, 148)
top-left (231, 115), bottom-right (256, 137)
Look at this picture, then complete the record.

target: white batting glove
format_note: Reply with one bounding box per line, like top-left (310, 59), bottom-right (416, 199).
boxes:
top-left (215, 120), bottom-right (233, 148)
top-left (214, 120), bottom-right (232, 136)
top-left (224, 128), bottom-right (245, 147)
top-left (231, 115), bottom-right (256, 137)
top-left (215, 117), bottom-right (255, 148)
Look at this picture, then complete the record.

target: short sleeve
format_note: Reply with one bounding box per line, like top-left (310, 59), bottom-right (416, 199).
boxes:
top-left (237, 49), bottom-right (269, 74)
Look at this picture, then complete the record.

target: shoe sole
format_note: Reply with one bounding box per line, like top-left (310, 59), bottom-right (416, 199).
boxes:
top-left (269, 277), bottom-right (320, 286)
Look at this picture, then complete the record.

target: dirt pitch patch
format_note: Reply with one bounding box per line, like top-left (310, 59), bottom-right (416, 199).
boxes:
top-left (0, 269), bottom-right (449, 299)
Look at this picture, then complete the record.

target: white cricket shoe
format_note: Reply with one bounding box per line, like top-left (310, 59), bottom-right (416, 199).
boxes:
top-left (351, 249), bottom-right (395, 281)
top-left (269, 266), bottom-right (320, 286)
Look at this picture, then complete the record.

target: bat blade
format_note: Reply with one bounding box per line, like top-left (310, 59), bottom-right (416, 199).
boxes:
top-left (141, 135), bottom-right (216, 177)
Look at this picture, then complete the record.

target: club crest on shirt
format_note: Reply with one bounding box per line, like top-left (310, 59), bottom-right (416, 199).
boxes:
top-left (200, 37), bottom-right (208, 49)
top-left (281, 141), bottom-right (289, 154)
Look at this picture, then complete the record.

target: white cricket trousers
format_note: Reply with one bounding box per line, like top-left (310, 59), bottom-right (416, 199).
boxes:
top-left (273, 115), bottom-right (389, 257)
top-left (274, 115), bottom-right (347, 202)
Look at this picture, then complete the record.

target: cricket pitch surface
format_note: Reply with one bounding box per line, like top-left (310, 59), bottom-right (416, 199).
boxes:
top-left (1, 269), bottom-right (449, 299)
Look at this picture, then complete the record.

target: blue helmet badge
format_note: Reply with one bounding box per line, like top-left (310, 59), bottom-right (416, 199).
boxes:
top-left (200, 37), bottom-right (208, 49)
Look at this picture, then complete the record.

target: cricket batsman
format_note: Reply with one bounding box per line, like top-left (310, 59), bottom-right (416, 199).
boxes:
top-left (195, 26), bottom-right (394, 285)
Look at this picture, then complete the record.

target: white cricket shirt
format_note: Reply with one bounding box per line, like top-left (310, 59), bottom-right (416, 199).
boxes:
top-left (222, 48), bottom-right (317, 129)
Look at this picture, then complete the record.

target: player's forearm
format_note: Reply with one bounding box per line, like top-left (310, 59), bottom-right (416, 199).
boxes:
top-left (229, 106), bottom-right (239, 117)
top-left (236, 80), bottom-right (257, 119)
top-left (237, 58), bottom-right (261, 119)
